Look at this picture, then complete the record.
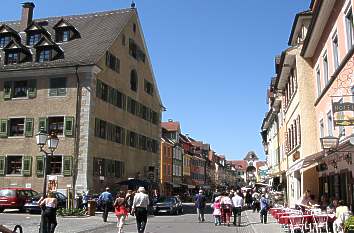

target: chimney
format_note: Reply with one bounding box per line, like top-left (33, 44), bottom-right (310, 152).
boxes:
top-left (20, 2), bottom-right (35, 31)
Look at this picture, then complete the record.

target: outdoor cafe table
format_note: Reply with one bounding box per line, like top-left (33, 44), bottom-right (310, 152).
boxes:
top-left (270, 208), bottom-right (283, 218)
top-left (278, 214), bottom-right (336, 225)
top-left (278, 215), bottom-right (313, 225)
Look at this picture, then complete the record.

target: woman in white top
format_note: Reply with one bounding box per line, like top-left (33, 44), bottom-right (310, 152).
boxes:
top-left (39, 192), bottom-right (58, 233)
top-left (220, 192), bottom-right (233, 226)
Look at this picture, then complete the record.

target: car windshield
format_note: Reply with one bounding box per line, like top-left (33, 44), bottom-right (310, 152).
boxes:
top-left (158, 197), bottom-right (175, 203)
top-left (0, 189), bottom-right (16, 197)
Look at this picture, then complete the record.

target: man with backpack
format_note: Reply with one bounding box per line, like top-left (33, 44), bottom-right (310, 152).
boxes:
top-left (195, 189), bottom-right (207, 222)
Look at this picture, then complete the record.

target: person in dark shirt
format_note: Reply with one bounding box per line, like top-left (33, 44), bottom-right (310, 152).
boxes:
top-left (195, 190), bottom-right (207, 222)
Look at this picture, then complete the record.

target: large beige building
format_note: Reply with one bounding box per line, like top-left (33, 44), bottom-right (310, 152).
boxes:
top-left (0, 3), bottom-right (162, 194)
top-left (263, 10), bottom-right (320, 207)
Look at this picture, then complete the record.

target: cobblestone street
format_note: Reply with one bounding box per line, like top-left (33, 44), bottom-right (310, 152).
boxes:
top-left (0, 208), bottom-right (282, 233)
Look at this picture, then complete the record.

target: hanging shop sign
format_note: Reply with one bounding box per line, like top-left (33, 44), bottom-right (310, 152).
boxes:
top-left (332, 101), bottom-right (354, 126)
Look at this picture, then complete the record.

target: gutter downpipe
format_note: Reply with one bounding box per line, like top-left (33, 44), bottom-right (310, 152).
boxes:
top-left (72, 65), bottom-right (81, 206)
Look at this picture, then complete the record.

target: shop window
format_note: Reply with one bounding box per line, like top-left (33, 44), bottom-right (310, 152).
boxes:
top-left (9, 118), bottom-right (25, 137)
top-left (6, 156), bottom-right (22, 175)
top-left (48, 116), bottom-right (64, 135)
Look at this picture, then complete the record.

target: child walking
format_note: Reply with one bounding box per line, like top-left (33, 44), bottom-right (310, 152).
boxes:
top-left (211, 196), bottom-right (221, 226)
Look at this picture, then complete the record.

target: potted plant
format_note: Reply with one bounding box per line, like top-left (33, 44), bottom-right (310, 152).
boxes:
top-left (344, 216), bottom-right (354, 233)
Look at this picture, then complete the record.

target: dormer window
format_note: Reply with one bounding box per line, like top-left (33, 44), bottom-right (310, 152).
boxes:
top-left (3, 39), bottom-right (32, 65)
top-left (6, 52), bottom-right (19, 64)
top-left (37, 48), bottom-right (51, 62)
top-left (0, 36), bottom-right (10, 48)
top-left (53, 18), bottom-right (80, 43)
top-left (34, 35), bottom-right (64, 63)
top-left (27, 33), bottom-right (41, 46)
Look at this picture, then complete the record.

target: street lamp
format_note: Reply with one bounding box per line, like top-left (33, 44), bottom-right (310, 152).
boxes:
top-left (35, 128), bottom-right (59, 233)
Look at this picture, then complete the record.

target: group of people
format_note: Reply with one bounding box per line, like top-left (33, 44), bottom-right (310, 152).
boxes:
top-left (195, 187), bottom-right (270, 227)
top-left (98, 186), bottom-right (150, 233)
top-left (298, 190), bottom-right (352, 233)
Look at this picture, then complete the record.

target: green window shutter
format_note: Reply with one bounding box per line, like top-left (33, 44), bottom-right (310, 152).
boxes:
top-left (3, 81), bottom-right (12, 100)
top-left (25, 118), bottom-right (34, 137)
top-left (63, 156), bottom-right (73, 176)
top-left (64, 116), bottom-right (74, 136)
top-left (27, 80), bottom-right (37, 98)
top-left (38, 117), bottom-right (48, 133)
top-left (0, 119), bottom-right (8, 138)
top-left (36, 155), bottom-right (44, 177)
top-left (0, 156), bottom-right (5, 176)
top-left (23, 156), bottom-right (32, 177)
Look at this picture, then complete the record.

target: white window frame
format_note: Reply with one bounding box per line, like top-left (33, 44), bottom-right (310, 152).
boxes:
top-left (47, 115), bottom-right (66, 137)
top-left (8, 116), bottom-right (26, 138)
top-left (344, 2), bottom-right (354, 52)
top-left (322, 52), bottom-right (329, 86)
top-left (48, 77), bottom-right (68, 98)
top-left (316, 66), bottom-right (322, 96)
top-left (332, 32), bottom-right (340, 70)
top-left (47, 154), bottom-right (64, 176)
top-left (5, 154), bottom-right (24, 176)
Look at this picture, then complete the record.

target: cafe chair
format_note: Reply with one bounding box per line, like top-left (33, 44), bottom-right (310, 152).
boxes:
top-left (313, 214), bottom-right (328, 233)
top-left (289, 215), bottom-right (304, 233)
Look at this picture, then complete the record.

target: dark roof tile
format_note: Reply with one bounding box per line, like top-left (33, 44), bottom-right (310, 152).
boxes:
top-left (0, 8), bottom-right (134, 71)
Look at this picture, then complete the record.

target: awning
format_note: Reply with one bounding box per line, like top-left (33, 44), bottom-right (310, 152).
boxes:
top-left (286, 151), bottom-right (324, 176)
top-left (187, 185), bottom-right (195, 189)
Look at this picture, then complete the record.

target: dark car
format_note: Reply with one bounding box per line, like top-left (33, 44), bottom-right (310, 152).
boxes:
top-left (24, 192), bottom-right (67, 214)
top-left (0, 188), bottom-right (38, 213)
top-left (153, 196), bottom-right (183, 215)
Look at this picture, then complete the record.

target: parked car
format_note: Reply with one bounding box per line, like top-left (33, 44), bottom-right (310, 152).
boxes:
top-left (0, 188), bottom-right (38, 213)
top-left (153, 196), bottom-right (183, 215)
top-left (24, 192), bottom-right (67, 214)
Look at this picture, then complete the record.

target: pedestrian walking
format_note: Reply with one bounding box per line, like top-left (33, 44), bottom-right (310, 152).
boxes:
top-left (114, 191), bottom-right (129, 233)
top-left (132, 187), bottom-right (150, 233)
top-left (232, 190), bottom-right (244, 226)
top-left (252, 188), bottom-right (260, 213)
top-left (194, 189), bottom-right (207, 222)
top-left (245, 190), bottom-right (253, 208)
top-left (82, 190), bottom-right (90, 212)
top-left (212, 188), bottom-right (221, 202)
top-left (125, 190), bottom-right (134, 213)
top-left (98, 187), bottom-right (113, 222)
top-left (220, 192), bottom-right (232, 226)
top-left (39, 192), bottom-right (58, 233)
top-left (211, 196), bottom-right (221, 226)
top-left (260, 194), bottom-right (269, 224)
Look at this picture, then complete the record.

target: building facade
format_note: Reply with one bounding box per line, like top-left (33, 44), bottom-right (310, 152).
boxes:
top-left (0, 3), bottom-right (162, 194)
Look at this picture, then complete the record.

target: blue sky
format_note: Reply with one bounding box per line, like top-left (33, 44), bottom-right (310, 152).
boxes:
top-left (1, 0), bottom-right (309, 160)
